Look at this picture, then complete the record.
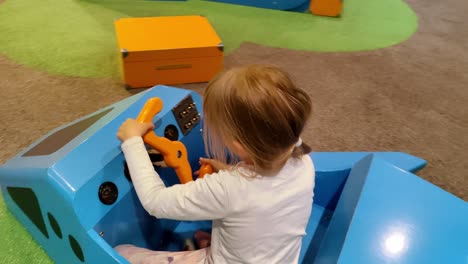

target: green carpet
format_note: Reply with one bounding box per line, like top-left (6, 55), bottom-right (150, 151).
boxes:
top-left (0, 0), bottom-right (417, 78)
top-left (0, 191), bottom-right (51, 263)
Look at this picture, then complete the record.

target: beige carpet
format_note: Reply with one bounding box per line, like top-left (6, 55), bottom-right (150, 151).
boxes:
top-left (0, 0), bottom-right (467, 200)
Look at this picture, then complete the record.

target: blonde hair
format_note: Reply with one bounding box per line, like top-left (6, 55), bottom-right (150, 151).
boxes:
top-left (203, 65), bottom-right (312, 175)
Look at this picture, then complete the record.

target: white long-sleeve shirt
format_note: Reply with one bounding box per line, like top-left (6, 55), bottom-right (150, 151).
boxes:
top-left (121, 137), bottom-right (315, 264)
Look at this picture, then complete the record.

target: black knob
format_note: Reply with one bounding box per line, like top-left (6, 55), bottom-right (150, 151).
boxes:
top-left (164, 124), bottom-right (179, 141)
top-left (98, 182), bottom-right (118, 205)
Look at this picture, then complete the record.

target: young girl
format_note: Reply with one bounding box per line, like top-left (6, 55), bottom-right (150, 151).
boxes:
top-left (116, 64), bottom-right (315, 264)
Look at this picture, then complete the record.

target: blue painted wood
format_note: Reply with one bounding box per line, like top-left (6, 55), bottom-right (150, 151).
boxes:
top-left (205, 0), bottom-right (310, 12)
top-left (310, 152), bottom-right (426, 210)
top-left (312, 155), bottom-right (468, 264)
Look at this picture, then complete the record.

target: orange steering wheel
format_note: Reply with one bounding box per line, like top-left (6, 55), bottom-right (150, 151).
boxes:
top-left (137, 97), bottom-right (212, 184)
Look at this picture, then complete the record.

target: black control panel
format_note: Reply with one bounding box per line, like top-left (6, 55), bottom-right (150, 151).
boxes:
top-left (172, 95), bottom-right (200, 135)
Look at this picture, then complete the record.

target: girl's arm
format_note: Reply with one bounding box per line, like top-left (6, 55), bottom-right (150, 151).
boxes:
top-left (122, 136), bottom-right (230, 221)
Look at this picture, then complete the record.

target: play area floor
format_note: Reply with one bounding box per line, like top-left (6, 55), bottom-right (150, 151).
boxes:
top-left (0, 0), bottom-right (417, 77)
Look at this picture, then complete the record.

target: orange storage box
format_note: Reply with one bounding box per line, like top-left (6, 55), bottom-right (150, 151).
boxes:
top-left (310, 0), bottom-right (343, 17)
top-left (114, 16), bottom-right (224, 88)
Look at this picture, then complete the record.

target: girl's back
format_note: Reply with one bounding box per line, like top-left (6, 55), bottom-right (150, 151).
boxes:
top-left (208, 155), bottom-right (315, 263)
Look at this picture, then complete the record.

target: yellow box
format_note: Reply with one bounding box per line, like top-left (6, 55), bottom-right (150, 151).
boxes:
top-left (114, 16), bottom-right (224, 88)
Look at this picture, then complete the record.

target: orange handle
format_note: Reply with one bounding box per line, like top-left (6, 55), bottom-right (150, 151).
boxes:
top-left (137, 98), bottom-right (193, 184)
top-left (198, 163), bottom-right (214, 179)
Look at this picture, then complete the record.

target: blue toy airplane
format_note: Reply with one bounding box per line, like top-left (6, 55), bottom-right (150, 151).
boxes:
top-left (0, 85), bottom-right (467, 263)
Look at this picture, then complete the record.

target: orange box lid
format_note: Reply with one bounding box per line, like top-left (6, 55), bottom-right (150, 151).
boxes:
top-left (114, 16), bottom-right (223, 62)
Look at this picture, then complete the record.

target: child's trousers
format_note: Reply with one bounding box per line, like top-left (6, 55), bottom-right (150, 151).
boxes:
top-left (115, 244), bottom-right (208, 264)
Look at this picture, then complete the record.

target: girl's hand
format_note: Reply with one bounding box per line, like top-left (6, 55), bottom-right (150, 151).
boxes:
top-left (117, 118), bottom-right (155, 142)
top-left (195, 158), bottom-right (231, 175)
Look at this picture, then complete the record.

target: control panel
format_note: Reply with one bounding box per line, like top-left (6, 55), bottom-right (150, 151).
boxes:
top-left (172, 95), bottom-right (200, 135)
